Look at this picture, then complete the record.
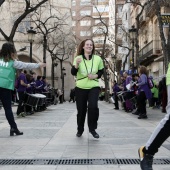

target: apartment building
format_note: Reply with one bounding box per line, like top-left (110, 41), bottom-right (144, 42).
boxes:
top-left (129, 0), bottom-right (170, 81)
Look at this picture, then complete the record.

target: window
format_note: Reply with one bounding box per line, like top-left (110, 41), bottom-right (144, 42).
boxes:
top-left (72, 11), bottom-right (76, 16)
top-left (93, 26), bottom-right (106, 34)
top-left (80, 20), bottom-right (91, 26)
top-left (72, 0), bottom-right (76, 6)
top-left (72, 21), bottom-right (76, 26)
top-left (93, 5), bottom-right (109, 13)
top-left (80, 0), bottom-right (91, 6)
top-left (80, 31), bottom-right (91, 36)
top-left (80, 10), bottom-right (91, 16)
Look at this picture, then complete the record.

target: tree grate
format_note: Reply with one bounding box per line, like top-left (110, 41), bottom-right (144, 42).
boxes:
top-left (0, 158), bottom-right (170, 165)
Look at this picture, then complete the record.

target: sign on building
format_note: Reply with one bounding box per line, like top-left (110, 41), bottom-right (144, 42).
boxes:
top-left (161, 14), bottom-right (170, 27)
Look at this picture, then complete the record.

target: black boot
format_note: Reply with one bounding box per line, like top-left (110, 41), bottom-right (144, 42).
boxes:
top-left (10, 128), bottom-right (23, 136)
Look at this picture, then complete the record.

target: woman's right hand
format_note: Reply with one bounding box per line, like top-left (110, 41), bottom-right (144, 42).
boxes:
top-left (75, 58), bottom-right (82, 68)
top-left (38, 62), bottom-right (46, 68)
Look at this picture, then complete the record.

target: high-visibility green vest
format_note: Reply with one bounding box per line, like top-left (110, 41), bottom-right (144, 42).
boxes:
top-left (73, 55), bottom-right (104, 89)
top-left (0, 59), bottom-right (16, 90)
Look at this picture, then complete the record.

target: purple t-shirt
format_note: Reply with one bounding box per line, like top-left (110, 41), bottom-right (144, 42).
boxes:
top-left (17, 73), bottom-right (27, 92)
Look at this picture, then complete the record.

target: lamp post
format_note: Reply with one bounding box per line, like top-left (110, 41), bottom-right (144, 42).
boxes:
top-left (61, 67), bottom-right (66, 102)
top-left (106, 71), bottom-right (110, 96)
top-left (129, 26), bottom-right (137, 73)
top-left (27, 27), bottom-right (36, 63)
top-left (111, 54), bottom-right (117, 80)
top-left (43, 35), bottom-right (47, 76)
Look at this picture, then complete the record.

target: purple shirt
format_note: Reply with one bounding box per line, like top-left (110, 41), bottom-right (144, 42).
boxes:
top-left (138, 74), bottom-right (152, 99)
top-left (17, 73), bottom-right (27, 92)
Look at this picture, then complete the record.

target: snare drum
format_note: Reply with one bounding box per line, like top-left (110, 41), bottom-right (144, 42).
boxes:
top-left (25, 93), bottom-right (39, 107)
top-left (34, 93), bottom-right (46, 106)
top-left (42, 92), bottom-right (52, 99)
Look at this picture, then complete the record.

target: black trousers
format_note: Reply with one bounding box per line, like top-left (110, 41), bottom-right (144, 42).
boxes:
top-left (75, 87), bottom-right (100, 133)
top-left (16, 91), bottom-right (25, 115)
top-left (137, 91), bottom-right (147, 115)
top-left (0, 88), bottom-right (17, 129)
top-left (114, 94), bottom-right (119, 109)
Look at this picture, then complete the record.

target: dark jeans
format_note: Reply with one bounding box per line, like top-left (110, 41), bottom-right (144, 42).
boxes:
top-left (114, 94), bottom-right (119, 109)
top-left (75, 87), bottom-right (100, 133)
top-left (0, 87), bottom-right (17, 129)
top-left (16, 91), bottom-right (25, 115)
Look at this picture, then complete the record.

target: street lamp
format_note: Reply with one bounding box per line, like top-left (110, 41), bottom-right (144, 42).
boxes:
top-left (111, 54), bottom-right (117, 80)
top-left (61, 67), bottom-right (66, 102)
top-left (27, 27), bottom-right (36, 63)
top-left (129, 25), bottom-right (137, 73)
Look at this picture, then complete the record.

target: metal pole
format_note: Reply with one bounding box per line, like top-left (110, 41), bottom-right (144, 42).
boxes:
top-left (63, 74), bottom-right (65, 102)
top-left (132, 40), bottom-right (135, 73)
top-left (30, 41), bottom-right (32, 63)
top-left (43, 35), bottom-right (47, 76)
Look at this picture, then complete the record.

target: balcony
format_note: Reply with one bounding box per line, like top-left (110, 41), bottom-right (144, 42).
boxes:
top-left (139, 40), bottom-right (162, 66)
top-left (145, 1), bottom-right (156, 18)
top-left (116, 0), bottom-right (125, 5)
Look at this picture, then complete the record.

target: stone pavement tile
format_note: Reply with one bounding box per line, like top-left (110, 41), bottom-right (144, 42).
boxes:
top-left (56, 165), bottom-right (121, 170)
top-left (119, 165), bottom-right (141, 170)
top-left (36, 145), bottom-right (67, 159)
top-left (0, 166), bottom-right (25, 170)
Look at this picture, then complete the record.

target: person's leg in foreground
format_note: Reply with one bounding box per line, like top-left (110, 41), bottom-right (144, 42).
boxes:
top-left (138, 85), bottom-right (170, 170)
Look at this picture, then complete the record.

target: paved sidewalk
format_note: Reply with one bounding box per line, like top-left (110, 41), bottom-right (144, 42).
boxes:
top-left (0, 101), bottom-right (170, 170)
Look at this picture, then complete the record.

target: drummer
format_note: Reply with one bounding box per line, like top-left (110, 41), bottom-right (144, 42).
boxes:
top-left (35, 75), bottom-right (43, 93)
top-left (16, 69), bottom-right (30, 117)
top-left (25, 74), bottom-right (35, 115)
top-left (42, 76), bottom-right (48, 92)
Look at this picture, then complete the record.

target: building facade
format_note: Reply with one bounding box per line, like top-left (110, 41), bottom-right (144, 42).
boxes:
top-left (0, 0), bottom-right (74, 100)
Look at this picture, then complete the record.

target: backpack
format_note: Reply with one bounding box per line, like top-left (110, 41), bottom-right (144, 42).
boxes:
top-left (147, 77), bottom-right (154, 89)
top-left (15, 78), bottom-right (20, 89)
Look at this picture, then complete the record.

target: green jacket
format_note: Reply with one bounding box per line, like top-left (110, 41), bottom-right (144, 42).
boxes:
top-left (0, 59), bottom-right (16, 90)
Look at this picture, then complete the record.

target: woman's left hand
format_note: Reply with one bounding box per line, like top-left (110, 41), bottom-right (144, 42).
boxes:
top-left (88, 74), bottom-right (98, 80)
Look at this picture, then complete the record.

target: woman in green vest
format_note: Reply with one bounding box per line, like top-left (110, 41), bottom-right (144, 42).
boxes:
top-left (71, 39), bottom-right (104, 138)
top-left (0, 42), bottom-right (46, 136)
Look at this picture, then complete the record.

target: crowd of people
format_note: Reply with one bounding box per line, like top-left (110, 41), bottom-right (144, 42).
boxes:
top-left (111, 67), bottom-right (167, 119)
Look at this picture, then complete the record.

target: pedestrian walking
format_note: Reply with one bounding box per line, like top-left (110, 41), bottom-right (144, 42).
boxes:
top-left (0, 42), bottom-right (46, 136)
top-left (138, 64), bottom-right (170, 170)
top-left (71, 39), bottom-right (104, 138)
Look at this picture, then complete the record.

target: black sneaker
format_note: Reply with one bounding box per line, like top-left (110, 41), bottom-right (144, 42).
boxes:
top-left (132, 110), bottom-right (139, 115)
top-left (138, 146), bottom-right (153, 170)
top-left (90, 130), bottom-right (99, 138)
top-left (138, 114), bottom-right (147, 119)
top-left (76, 131), bottom-right (83, 137)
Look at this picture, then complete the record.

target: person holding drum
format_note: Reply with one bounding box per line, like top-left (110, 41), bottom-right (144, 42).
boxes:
top-left (71, 39), bottom-right (104, 138)
top-left (0, 42), bottom-right (46, 136)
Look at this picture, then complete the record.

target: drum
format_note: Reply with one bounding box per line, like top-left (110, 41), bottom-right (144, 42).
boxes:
top-left (25, 93), bottom-right (39, 107)
top-left (42, 92), bottom-right (52, 99)
top-left (34, 93), bottom-right (46, 106)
